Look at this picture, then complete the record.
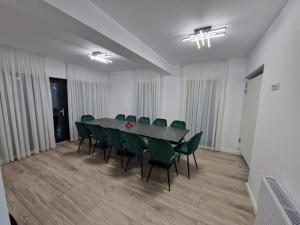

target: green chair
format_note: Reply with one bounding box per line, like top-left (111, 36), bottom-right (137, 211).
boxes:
top-left (81, 115), bottom-right (95, 122)
top-left (87, 124), bottom-right (107, 159)
top-left (81, 115), bottom-right (95, 144)
top-left (115, 114), bottom-right (125, 121)
top-left (170, 120), bottom-right (187, 145)
top-left (146, 138), bottom-right (179, 191)
top-left (105, 128), bottom-right (126, 167)
top-left (153, 118), bottom-right (167, 127)
top-left (138, 117), bottom-right (150, 125)
top-left (170, 120), bottom-right (186, 129)
top-left (124, 133), bottom-right (149, 179)
top-left (126, 115), bottom-right (136, 122)
top-left (75, 122), bottom-right (92, 155)
top-left (175, 132), bottom-right (203, 179)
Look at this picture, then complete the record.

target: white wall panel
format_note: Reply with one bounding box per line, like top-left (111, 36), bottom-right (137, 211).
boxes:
top-left (247, 0), bottom-right (300, 210)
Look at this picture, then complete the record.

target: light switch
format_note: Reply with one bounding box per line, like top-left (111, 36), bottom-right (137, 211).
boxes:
top-left (271, 83), bottom-right (280, 91)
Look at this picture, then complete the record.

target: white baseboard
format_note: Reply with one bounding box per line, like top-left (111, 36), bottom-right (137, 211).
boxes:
top-left (246, 182), bottom-right (257, 215)
top-left (219, 147), bottom-right (241, 155)
top-left (198, 146), bottom-right (241, 156)
top-left (199, 145), bottom-right (214, 150)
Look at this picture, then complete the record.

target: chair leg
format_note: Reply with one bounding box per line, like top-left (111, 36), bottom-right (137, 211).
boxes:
top-left (141, 155), bottom-right (143, 179)
top-left (92, 140), bottom-right (97, 157)
top-left (103, 141), bottom-right (107, 150)
top-left (167, 168), bottom-right (170, 191)
top-left (120, 148), bottom-right (123, 168)
top-left (125, 157), bottom-right (130, 172)
top-left (187, 155), bottom-right (190, 179)
top-left (106, 146), bottom-right (113, 164)
top-left (77, 138), bottom-right (84, 152)
top-left (103, 147), bottom-right (106, 161)
top-left (178, 154), bottom-right (181, 163)
top-left (146, 164), bottom-right (153, 182)
top-left (193, 152), bottom-right (198, 170)
top-left (174, 161), bottom-right (178, 176)
top-left (88, 137), bottom-right (91, 155)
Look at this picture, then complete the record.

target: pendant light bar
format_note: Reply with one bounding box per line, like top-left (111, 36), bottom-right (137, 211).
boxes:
top-left (195, 36), bottom-right (201, 49)
top-left (189, 33), bottom-right (225, 42)
top-left (207, 33), bottom-right (211, 48)
top-left (182, 26), bottom-right (226, 49)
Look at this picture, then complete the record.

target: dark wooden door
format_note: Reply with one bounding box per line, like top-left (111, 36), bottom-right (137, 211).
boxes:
top-left (50, 78), bottom-right (70, 142)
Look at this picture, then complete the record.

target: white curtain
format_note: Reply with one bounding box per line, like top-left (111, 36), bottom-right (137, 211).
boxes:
top-left (0, 45), bottom-right (55, 165)
top-left (133, 70), bottom-right (161, 121)
top-left (67, 63), bottom-right (109, 141)
top-left (180, 61), bottom-right (227, 150)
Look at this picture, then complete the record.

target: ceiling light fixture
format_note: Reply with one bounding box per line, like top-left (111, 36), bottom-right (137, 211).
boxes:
top-left (196, 36), bottom-right (201, 49)
top-left (182, 26), bottom-right (226, 49)
top-left (200, 30), bottom-right (205, 46)
top-left (207, 33), bottom-right (211, 48)
top-left (88, 51), bottom-right (112, 64)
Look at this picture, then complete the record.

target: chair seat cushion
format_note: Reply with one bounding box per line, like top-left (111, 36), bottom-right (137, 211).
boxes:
top-left (175, 143), bottom-right (189, 155)
top-left (168, 152), bottom-right (180, 164)
top-left (143, 148), bottom-right (150, 154)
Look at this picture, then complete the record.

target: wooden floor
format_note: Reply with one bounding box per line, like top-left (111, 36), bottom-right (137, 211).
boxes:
top-left (2, 141), bottom-right (255, 225)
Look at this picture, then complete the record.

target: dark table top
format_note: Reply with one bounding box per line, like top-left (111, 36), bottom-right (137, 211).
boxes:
top-left (85, 118), bottom-right (189, 143)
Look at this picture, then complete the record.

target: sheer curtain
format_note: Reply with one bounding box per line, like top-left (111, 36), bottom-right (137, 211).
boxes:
top-left (180, 61), bottom-right (227, 150)
top-left (0, 45), bottom-right (55, 165)
top-left (133, 70), bottom-right (161, 121)
top-left (67, 63), bottom-right (109, 141)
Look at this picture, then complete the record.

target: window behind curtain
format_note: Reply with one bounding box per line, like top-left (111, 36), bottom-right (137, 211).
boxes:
top-left (183, 79), bottom-right (221, 149)
top-left (134, 80), bottom-right (158, 120)
top-left (133, 70), bottom-right (161, 121)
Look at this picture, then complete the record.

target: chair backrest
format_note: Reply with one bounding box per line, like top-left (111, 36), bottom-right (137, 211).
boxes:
top-left (115, 114), bottom-right (125, 121)
top-left (81, 115), bottom-right (95, 122)
top-left (153, 118), bottom-right (167, 127)
top-left (87, 124), bottom-right (106, 141)
top-left (105, 128), bottom-right (124, 148)
top-left (126, 115), bottom-right (136, 122)
top-left (148, 138), bottom-right (174, 164)
top-left (75, 122), bottom-right (91, 139)
top-left (138, 117), bottom-right (150, 125)
top-left (170, 120), bottom-right (186, 129)
top-left (104, 128), bottom-right (114, 146)
top-left (187, 131), bottom-right (203, 154)
top-left (125, 133), bottom-right (146, 155)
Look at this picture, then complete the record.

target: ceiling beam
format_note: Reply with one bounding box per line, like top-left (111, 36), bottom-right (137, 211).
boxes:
top-left (41, 0), bottom-right (173, 74)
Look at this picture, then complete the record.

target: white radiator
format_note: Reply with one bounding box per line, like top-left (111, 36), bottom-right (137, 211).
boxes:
top-left (255, 177), bottom-right (300, 225)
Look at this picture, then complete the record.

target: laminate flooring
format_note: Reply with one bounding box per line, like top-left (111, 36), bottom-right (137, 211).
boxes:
top-left (2, 141), bottom-right (255, 225)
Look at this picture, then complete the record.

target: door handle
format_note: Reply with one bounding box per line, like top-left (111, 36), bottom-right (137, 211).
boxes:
top-left (60, 108), bottom-right (65, 117)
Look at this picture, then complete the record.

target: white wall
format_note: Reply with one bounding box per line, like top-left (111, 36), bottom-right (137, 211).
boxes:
top-left (0, 169), bottom-right (10, 225)
top-left (45, 58), bottom-right (67, 79)
top-left (247, 0), bottom-right (300, 210)
top-left (221, 58), bottom-right (247, 154)
top-left (109, 59), bottom-right (246, 153)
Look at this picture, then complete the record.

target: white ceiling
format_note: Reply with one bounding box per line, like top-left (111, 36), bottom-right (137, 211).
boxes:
top-left (91, 0), bottom-right (288, 65)
top-left (0, 1), bottom-right (144, 73)
top-left (0, 0), bottom-right (288, 72)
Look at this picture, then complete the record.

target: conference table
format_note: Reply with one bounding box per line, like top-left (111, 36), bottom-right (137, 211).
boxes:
top-left (85, 118), bottom-right (189, 144)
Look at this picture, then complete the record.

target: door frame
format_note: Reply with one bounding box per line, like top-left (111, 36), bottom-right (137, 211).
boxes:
top-left (50, 77), bottom-right (70, 143)
top-left (238, 74), bottom-right (263, 167)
